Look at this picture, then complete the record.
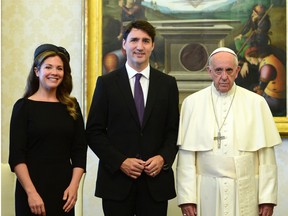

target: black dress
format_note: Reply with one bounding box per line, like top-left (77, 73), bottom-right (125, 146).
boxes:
top-left (9, 98), bottom-right (87, 216)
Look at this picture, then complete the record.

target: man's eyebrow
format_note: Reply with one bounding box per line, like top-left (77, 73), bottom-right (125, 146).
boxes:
top-left (225, 67), bottom-right (233, 70)
top-left (129, 37), bottom-right (139, 40)
top-left (214, 67), bottom-right (223, 70)
top-left (143, 38), bottom-right (151, 41)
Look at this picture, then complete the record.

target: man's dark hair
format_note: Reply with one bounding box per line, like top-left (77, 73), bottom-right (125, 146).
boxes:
top-left (122, 20), bottom-right (156, 42)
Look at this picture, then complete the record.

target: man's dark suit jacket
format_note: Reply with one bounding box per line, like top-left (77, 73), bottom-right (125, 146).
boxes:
top-left (86, 66), bottom-right (179, 202)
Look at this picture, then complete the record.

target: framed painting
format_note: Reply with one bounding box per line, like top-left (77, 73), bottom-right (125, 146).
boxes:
top-left (86, 0), bottom-right (288, 137)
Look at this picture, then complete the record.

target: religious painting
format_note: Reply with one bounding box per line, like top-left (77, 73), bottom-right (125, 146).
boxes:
top-left (87, 0), bottom-right (288, 135)
top-left (102, 0), bottom-right (286, 115)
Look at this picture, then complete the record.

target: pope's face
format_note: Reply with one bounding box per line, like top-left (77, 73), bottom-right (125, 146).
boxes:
top-left (207, 52), bottom-right (240, 93)
top-left (122, 28), bottom-right (154, 72)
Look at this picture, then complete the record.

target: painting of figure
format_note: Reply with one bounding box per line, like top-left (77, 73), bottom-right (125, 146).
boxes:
top-left (101, 0), bottom-right (286, 116)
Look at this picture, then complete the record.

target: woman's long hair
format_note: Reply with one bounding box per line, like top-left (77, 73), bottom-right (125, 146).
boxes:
top-left (24, 51), bottom-right (78, 120)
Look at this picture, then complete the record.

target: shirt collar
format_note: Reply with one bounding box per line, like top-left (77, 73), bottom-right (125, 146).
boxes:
top-left (126, 62), bottom-right (150, 80)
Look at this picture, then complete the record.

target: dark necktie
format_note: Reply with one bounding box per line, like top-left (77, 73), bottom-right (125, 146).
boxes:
top-left (134, 73), bottom-right (144, 125)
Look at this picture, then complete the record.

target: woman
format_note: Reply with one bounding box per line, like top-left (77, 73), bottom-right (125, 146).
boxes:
top-left (9, 44), bottom-right (87, 215)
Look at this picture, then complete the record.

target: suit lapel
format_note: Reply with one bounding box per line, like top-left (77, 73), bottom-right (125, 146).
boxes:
top-left (142, 67), bottom-right (160, 127)
top-left (116, 68), bottom-right (141, 126)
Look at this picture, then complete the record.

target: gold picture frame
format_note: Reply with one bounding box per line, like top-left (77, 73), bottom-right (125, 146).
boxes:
top-left (274, 117), bottom-right (288, 137)
top-left (86, 0), bottom-right (288, 137)
top-left (86, 0), bottom-right (102, 113)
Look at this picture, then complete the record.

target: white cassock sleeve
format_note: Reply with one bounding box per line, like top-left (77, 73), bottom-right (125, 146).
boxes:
top-left (176, 149), bottom-right (197, 205)
top-left (258, 147), bottom-right (278, 205)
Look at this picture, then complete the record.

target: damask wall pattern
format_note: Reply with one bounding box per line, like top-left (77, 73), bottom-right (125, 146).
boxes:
top-left (1, 0), bottom-right (84, 162)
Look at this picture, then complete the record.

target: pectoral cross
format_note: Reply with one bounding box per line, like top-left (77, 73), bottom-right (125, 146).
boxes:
top-left (214, 131), bottom-right (225, 148)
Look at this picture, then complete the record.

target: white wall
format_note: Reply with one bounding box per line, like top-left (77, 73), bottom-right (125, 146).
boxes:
top-left (274, 139), bottom-right (288, 216)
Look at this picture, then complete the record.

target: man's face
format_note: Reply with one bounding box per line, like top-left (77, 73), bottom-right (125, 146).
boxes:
top-left (207, 52), bottom-right (240, 93)
top-left (122, 28), bottom-right (154, 71)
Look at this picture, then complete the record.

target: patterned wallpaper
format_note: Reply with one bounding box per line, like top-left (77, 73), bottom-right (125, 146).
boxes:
top-left (1, 0), bottom-right (85, 162)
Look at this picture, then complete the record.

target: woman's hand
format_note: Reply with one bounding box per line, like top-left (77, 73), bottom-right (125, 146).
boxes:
top-left (27, 191), bottom-right (46, 215)
top-left (63, 184), bottom-right (78, 212)
top-left (14, 163), bottom-right (46, 215)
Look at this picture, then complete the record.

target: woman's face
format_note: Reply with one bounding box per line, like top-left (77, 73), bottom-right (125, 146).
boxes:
top-left (35, 55), bottom-right (64, 92)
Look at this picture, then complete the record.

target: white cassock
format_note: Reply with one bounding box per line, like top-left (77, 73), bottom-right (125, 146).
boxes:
top-left (176, 83), bottom-right (282, 216)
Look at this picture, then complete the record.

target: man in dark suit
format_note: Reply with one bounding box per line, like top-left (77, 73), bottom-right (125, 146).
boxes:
top-left (86, 20), bottom-right (179, 215)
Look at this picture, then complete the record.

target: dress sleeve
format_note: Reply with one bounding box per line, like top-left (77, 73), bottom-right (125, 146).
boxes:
top-left (71, 101), bottom-right (87, 171)
top-left (9, 98), bottom-right (28, 172)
